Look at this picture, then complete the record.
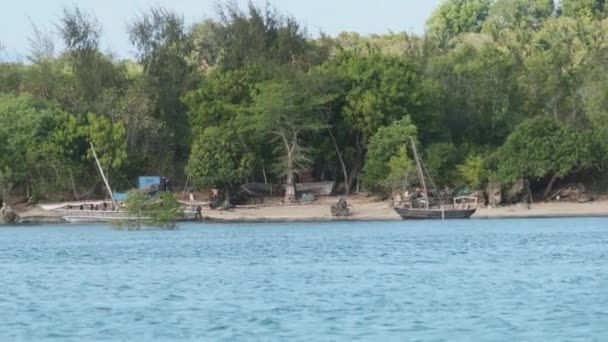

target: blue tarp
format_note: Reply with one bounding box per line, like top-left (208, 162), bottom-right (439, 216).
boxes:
top-left (113, 192), bottom-right (128, 201)
top-left (138, 176), bottom-right (161, 191)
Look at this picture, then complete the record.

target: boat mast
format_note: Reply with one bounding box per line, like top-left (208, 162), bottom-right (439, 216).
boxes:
top-left (90, 142), bottom-right (117, 209)
top-left (410, 138), bottom-right (429, 209)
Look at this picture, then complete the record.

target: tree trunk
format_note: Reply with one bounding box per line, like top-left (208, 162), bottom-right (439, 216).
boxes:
top-left (223, 186), bottom-right (233, 209)
top-left (25, 178), bottom-right (31, 199)
top-left (285, 171), bottom-right (297, 203)
top-left (544, 174), bottom-right (559, 200)
top-left (1, 183), bottom-right (12, 205)
top-left (328, 128), bottom-right (349, 196)
top-left (348, 133), bottom-right (363, 194)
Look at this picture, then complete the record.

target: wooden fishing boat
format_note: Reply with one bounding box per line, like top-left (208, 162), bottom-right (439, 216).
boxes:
top-left (41, 202), bottom-right (198, 224)
top-left (240, 183), bottom-right (284, 197)
top-left (43, 142), bottom-right (198, 224)
top-left (295, 181), bottom-right (334, 196)
top-left (241, 181), bottom-right (334, 197)
top-left (394, 197), bottom-right (477, 220)
top-left (393, 139), bottom-right (478, 220)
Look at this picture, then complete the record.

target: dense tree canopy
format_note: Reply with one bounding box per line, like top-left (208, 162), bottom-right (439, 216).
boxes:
top-left (1, 0), bottom-right (608, 204)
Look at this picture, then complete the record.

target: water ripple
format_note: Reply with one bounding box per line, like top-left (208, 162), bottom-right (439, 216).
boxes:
top-left (0, 218), bottom-right (607, 340)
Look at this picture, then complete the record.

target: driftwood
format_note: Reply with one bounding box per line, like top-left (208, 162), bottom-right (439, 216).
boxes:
top-left (330, 198), bottom-right (351, 217)
top-left (551, 183), bottom-right (593, 203)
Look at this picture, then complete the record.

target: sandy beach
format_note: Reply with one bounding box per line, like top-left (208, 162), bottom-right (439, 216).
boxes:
top-left (198, 196), bottom-right (608, 222)
top-left (10, 195), bottom-right (608, 224)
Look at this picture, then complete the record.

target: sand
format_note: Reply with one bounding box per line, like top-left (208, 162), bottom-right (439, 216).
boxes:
top-left (200, 196), bottom-right (608, 222)
top-left (11, 195), bottom-right (608, 224)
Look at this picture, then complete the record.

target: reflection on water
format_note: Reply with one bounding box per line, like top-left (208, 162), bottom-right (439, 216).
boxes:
top-left (0, 219), bottom-right (607, 341)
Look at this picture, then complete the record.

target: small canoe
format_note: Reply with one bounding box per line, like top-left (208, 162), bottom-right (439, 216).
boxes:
top-left (393, 207), bottom-right (476, 220)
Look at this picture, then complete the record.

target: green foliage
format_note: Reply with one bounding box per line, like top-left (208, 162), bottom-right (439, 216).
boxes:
top-left (4, 0), bottom-right (608, 202)
top-left (424, 142), bottom-right (462, 186)
top-left (128, 7), bottom-right (198, 161)
top-left (362, 117), bottom-right (417, 193)
top-left (561, 0), bottom-right (607, 19)
top-left (328, 52), bottom-right (424, 138)
top-left (0, 94), bottom-right (58, 197)
top-left (382, 146), bottom-right (415, 193)
top-left (426, 0), bottom-right (492, 44)
top-left (184, 67), bottom-right (264, 135)
top-left (194, 2), bottom-right (326, 70)
top-left (121, 189), bottom-right (183, 229)
top-left (495, 116), bottom-right (594, 186)
top-left (186, 126), bottom-right (254, 190)
top-left (432, 43), bottom-right (519, 145)
top-left (457, 154), bottom-right (488, 188)
top-left (249, 71), bottom-right (333, 199)
top-left (83, 112), bottom-right (127, 174)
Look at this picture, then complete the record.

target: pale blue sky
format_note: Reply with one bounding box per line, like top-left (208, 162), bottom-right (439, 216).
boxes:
top-left (0, 0), bottom-right (441, 60)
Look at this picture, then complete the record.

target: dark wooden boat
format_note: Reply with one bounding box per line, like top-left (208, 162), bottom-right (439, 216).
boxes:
top-left (393, 138), bottom-right (479, 220)
top-left (394, 207), bottom-right (476, 220)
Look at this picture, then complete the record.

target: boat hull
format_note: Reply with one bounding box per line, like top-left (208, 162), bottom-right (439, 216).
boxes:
top-left (394, 207), bottom-right (476, 220)
top-left (53, 209), bottom-right (198, 224)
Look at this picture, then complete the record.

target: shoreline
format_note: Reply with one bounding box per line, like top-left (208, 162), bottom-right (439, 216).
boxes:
top-left (7, 197), bottom-right (608, 225)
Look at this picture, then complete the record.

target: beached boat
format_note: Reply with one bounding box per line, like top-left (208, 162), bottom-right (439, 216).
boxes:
top-left (241, 181), bottom-right (334, 197)
top-left (393, 139), bottom-right (478, 220)
top-left (241, 182), bottom-right (334, 197)
top-left (241, 183), bottom-right (284, 197)
top-left (43, 143), bottom-right (198, 224)
top-left (41, 202), bottom-right (198, 224)
top-left (394, 196), bottom-right (477, 220)
top-left (296, 182), bottom-right (334, 196)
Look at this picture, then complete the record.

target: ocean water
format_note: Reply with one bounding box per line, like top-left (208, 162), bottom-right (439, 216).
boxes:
top-left (0, 219), bottom-right (607, 341)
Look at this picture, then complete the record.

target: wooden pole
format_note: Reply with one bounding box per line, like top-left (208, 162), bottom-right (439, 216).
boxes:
top-left (181, 176), bottom-right (190, 201)
top-left (410, 138), bottom-right (429, 209)
top-left (90, 142), bottom-right (117, 209)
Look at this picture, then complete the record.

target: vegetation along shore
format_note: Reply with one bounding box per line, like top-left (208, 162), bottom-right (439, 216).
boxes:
top-left (2, 0), bottom-right (608, 223)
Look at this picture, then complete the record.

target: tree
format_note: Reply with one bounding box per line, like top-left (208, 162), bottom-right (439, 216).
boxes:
top-left (457, 154), bottom-right (488, 188)
top-left (249, 72), bottom-right (333, 202)
top-left (0, 95), bottom-right (59, 200)
top-left (362, 117), bottom-right (418, 194)
top-left (318, 52), bottom-right (429, 193)
top-left (57, 6), bottom-right (121, 112)
top-left (194, 1), bottom-right (326, 70)
top-left (186, 126), bottom-right (254, 205)
top-left (495, 116), bottom-right (594, 198)
top-left (382, 147), bottom-right (416, 196)
top-left (430, 43), bottom-right (520, 145)
top-left (82, 112), bottom-right (127, 187)
top-left (426, 0), bottom-right (492, 45)
top-left (184, 67), bottom-right (265, 135)
top-left (121, 189), bottom-right (183, 229)
top-left (561, 0), bottom-right (607, 19)
top-left (482, 0), bottom-right (555, 54)
top-left (128, 7), bottom-right (197, 162)
top-left (519, 17), bottom-right (587, 124)
top-left (424, 142), bottom-right (462, 187)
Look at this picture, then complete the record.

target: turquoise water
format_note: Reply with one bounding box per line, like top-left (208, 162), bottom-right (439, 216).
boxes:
top-left (1, 219), bottom-right (607, 341)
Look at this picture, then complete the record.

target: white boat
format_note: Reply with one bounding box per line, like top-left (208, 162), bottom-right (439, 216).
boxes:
top-left (40, 202), bottom-right (199, 224)
top-left (42, 142), bottom-right (200, 224)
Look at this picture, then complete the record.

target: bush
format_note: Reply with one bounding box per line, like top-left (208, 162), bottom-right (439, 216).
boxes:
top-left (362, 117), bottom-right (417, 194)
top-left (457, 154), bottom-right (487, 189)
top-left (120, 189), bottom-right (184, 230)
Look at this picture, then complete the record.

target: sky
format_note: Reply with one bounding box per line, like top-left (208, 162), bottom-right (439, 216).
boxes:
top-left (0, 0), bottom-right (442, 61)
